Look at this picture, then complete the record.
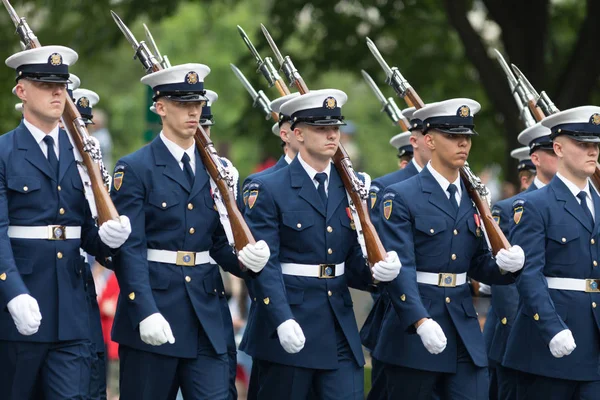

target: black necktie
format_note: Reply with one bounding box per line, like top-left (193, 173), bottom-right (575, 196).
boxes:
top-left (315, 172), bottom-right (328, 207)
top-left (577, 191), bottom-right (594, 227)
top-left (447, 183), bottom-right (459, 214)
top-left (43, 136), bottom-right (59, 179)
top-left (181, 153), bottom-right (194, 187)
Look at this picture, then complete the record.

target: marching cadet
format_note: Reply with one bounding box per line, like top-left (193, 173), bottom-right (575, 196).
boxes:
top-left (110, 64), bottom-right (271, 399)
top-left (0, 46), bottom-right (132, 399)
top-left (241, 92), bottom-right (302, 399)
top-left (374, 98), bottom-right (526, 400)
top-left (363, 107), bottom-right (432, 400)
top-left (240, 92), bottom-right (301, 209)
top-left (243, 89), bottom-right (402, 399)
top-left (393, 131), bottom-right (416, 169)
top-left (73, 87), bottom-right (110, 400)
top-left (486, 123), bottom-right (557, 400)
top-left (503, 106), bottom-right (600, 399)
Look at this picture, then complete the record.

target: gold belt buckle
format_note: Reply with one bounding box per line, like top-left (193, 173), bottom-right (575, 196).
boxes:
top-left (176, 251), bottom-right (196, 266)
top-left (319, 264), bottom-right (336, 279)
top-left (438, 273), bottom-right (457, 287)
top-left (48, 225), bottom-right (66, 240)
top-left (586, 279), bottom-right (600, 293)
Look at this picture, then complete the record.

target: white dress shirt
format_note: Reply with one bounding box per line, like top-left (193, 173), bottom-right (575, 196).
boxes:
top-left (533, 176), bottom-right (547, 189)
top-left (427, 161), bottom-right (462, 205)
top-left (160, 131), bottom-right (196, 174)
top-left (23, 118), bottom-right (60, 159)
top-left (297, 153), bottom-right (331, 195)
top-left (412, 157), bottom-right (424, 173)
top-left (556, 172), bottom-right (595, 221)
top-left (285, 154), bottom-right (293, 165)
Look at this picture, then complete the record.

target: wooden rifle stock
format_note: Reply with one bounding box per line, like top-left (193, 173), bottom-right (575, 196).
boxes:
top-left (332, 147), bottom-right (387, 266)
top-left (527, 99), bottom-right (546, 122)
top-left (274, 80), bottom-right (290, 96)
top-left (24, 33), bottom-right (119, 224)
top-left (406, 87), bottom-right (424, 109)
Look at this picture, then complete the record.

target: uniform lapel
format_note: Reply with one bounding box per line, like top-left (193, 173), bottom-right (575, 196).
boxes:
top-left (151, 136), bottom-right (192, 193)
top-left (326, 166), bottom-right (345, 222)
top-left (552, 176), bottom-right (593, 233)
top-left (421, 168), bottom-right (457, 219)
top-left (591, 182), bottom-right (600, 235)
top-left (57, 129), bottom-right (75, 183)
top-left (289, 158), bottom-right (326, 217)
top-left (16, 122), bottom-right (55, 180)
top-left (456, 179), bottom-right (474, 223)
top-left (189, 150), bottom-right (210, 200)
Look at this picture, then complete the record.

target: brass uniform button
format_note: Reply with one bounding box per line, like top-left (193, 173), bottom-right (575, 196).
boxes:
top-left (533, 313), bottom-right (539, 321)
top-left (188, 203), bottom-right (194, 210)
top-left (328, 248), bottom-right (333, 255)
top-left (594, 261), bottom-right (598, 267)
top-left (57, 185), bottom-right (61, 191)
top-left (453, 229), bottom-right (458, 235)
top-left (327, 226), bottom-right (333, 233)
top-left (222, 291), bottom-right (225, 295)
top-left (430, 229), bottom-right (435, 234)
top-left (0, 272), bottom-right (6, 281)
top-left (263, 297), bottom-right (270, 305)
top-left (445, 297), bottom-right (451, 304)
top-left (128, 292), bottom-right (135, 300)
top-left (297, 223), bottom-right (302, 228)
top-left (501, 317), bottom-right (507, 325)
top-left (592, 238), bottom-right (596, 245)
top-left (451, 254), bottom-right (457, 261)
top-left (57, 252), bottom-right (63, 259)
top-left (593, 302), bottom-right (597, 309)
top-left (162, 202), bottom-right (167, 208)
top-left (400, 294), bottom-right (406, 302)
top-left (185, 276), bottom-right (191, 283)
top-left (561, 238), bottom-right (566, 243)
top-left (189, 227), bottom-right (195, 235)
top-left (23, 186), bottom-right (28, 192)
top-left (59, 208), bottom-right (65, 215)
top-left (328, 290), bottom-right (332, 297)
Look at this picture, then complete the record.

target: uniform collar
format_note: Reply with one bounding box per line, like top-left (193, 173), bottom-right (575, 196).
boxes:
top-left (160, 131), bottom-right (195, 164)
top-left (556, 172), bottom-right (591, 200)
top-left (533, 176), bottom-right (547, 189)
top-left (426, 161), bottom-right (461, 197)
top-left (285, 154), bottom-right (293, 165)
top-left (23, 118), bottom-right (59, 146)
top-left (297, 153), bottom-right (331, 182)
top-left (411, 157), bottom-right (424, 173)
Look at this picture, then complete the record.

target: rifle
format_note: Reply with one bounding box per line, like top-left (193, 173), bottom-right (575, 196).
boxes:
top-left (506, 62), bottom-right (600, 192)
top-left (230, 63), bottom-right (278, 121)
top-left (237, 25), bottom-right (290, 97)
top-left (361, 69), bottom-right (411, 131)
top-left (2, 0), bottom-right (119, 225)
top-left (367, 37), bottom-right (510, 255)
top-left (111, 12), bottom-right (255, 266)
top-left (255, 25), bottom-right (387, 269)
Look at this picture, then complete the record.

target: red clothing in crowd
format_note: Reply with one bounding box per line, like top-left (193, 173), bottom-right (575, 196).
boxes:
top-left (98, 272), bottom-right (120, 360)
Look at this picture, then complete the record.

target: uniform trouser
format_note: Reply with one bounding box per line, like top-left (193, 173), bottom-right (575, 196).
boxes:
top-left (367, 355), bottom-right (387, 400)
top-left (227, 349), bottom-right (238, 400)
top-left (516, 371), bottom-right (600, 400)
top-left (88, 345), bottom-right (107, 400)
top-left (256, 326), bottom-right (363, 400)
top-left (384, 338), bottom-right (488, 400)
top-left (496, 364), bottom-right (517, 400)
top-left (118, 342), bottom-right (229, 400)
top-left (0, 339), bottom-right (91, 400)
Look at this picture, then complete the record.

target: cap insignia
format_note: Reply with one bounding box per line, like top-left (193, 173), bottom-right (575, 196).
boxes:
top-left (324, 96), bottom-right (337, 110)
top-left (186, 71), bottom-right (199, 85)
top-left (49, 53), bottom-right (63, 66)
top-left (457, 105), bottom-right (470, 118)
top-left (78, 97), bottom-right (89, 108)
top-left (590, 113), bottom-right (600, 125)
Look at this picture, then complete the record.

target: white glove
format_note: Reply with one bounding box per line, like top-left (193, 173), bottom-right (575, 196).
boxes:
top-left (416, 319), bottom-right (447, 354)
top-left (478, 283), bottom-right (492, 295)
top-left (238, 240), bottom-right (270, 273)
top-left (99, 215), bottom-right (132, 249)
top-left (372, 251), bottom-right (402, 282)
top-left (139, 313), bottom-right (175, 346)
top-left (496, 245), bottom-right (525, 273)
top-left (276, 319), bottom-right (305, 354)
top-left (7, 294), bottom-right (42, 336)
top-left (549, 329), bottom-right (576, 358)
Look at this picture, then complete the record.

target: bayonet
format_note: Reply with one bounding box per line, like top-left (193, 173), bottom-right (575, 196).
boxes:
top-left (366, 37), bottom-right (424, 108)
top-left (143, 23), bottom-right (170, 69)
top-left (361, 70), bottom-right (409, 130)
top-left (237, 25), bottom-right (286, 93)
top-left (111, 11), bottom-right (159, 73)
top-left (511, 63), bottom-right (559, 116)
top-left (2, 0), bottom-right (39, 49)
top-left (261, 24), bottom-right (308, 94)
top-left (493, 49), bottom-right (536, 127)
top-left (230, 64), bottom-right (274, 120)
